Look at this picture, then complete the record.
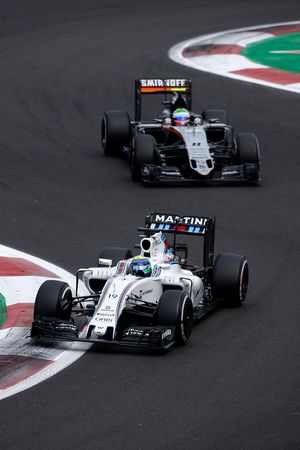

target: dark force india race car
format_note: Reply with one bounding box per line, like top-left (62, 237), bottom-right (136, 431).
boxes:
top-left (101, 78), bottom-right (260, 184)
top-left (31, 213), bottom-right (249, 351)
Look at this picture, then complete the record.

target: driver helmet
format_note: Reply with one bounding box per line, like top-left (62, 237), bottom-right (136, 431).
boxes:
top-left (129, 256), bottom-right (152, 277)
top-left (173, 108), bottom-right (190, 126)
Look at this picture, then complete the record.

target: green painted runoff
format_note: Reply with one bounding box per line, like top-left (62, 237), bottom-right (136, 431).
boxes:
top-left (241, 32), bottom-right (300, 74)
top-left (0, 293), bottom-right (7, 328)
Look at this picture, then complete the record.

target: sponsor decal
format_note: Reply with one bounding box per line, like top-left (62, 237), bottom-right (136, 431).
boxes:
top-left (154, 214), bottom-right (207, 226)
top-left (124, 328), bottom-right (149, 337)
top-left (98, 312), bottom-right (115, 317)
top-left (142, 289), bottom-right (153, 296)
top-left (162, 329), bottom-right (172, 339)
top-left (140, 79), bottom-right (188, 88)
top-left (96, 317), bottom-right (113, 323)
top-left (95, 311), bottom-right (115, 321)
top-left (55, 322), bottom-right (78, 333)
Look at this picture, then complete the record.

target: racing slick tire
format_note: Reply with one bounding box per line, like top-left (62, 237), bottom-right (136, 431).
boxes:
top-left (235, 133), bottom-right (260, 166)
top-left (33, 280), bottom-right (73, 321)
top-left (99, 247), bottom-right (133, 267)
top-left (203, 109), bottom-right (228, 124)
top-left (102, 111), bottom-right (131, 156)
top-left (156, 290), bottom-right (193, 345)
top-left (131, 134), bottom-right (156, 181)
top-left (212, 253), bottom-right (249, 307)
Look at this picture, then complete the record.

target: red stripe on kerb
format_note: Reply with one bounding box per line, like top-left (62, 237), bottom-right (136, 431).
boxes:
top-left (231, 68), bottom-right (300, 84)
top-left (251, 25), bottom-right (300, 35)
top-left (0, 355), bottom-right (53, 390)
top-left (0, 257), bottom-right (59, 277)
top-left (183, 44), bottom-right (242, 57)
top-left (1, 303), bottom-right (34, 329)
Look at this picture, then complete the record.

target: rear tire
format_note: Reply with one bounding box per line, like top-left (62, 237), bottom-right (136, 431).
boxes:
top-left (131, 134), bottom-right (156, 181)
top-left (203, 109), bottom-right (228, 124)
top-left (102, 111), bottom-right (131, 156)
top-left (99, 247), bottom-right (132, 267)
top-left (156, 290), bottom-right (193, 345)
top-left (34, 280), bottom-right (73, 321)
top-left (212, 253), bottom-right (249, 307)
top-left (235, 133), bottom-right (260, 166)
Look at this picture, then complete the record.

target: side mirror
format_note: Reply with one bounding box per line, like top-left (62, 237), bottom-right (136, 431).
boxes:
top-left (98, 258), bottom-right (113, 267)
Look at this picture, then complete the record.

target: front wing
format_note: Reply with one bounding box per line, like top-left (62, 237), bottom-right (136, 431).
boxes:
top-left (141, 163), bottom-right (260, 184)
top-left (31, 319), bottom-right (175, 352)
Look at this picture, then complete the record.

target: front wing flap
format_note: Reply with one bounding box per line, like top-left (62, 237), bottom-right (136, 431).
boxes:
top-left (120, 326), bottom-right (175, 348)
top-left (31, 319), bottom-right (79, 339)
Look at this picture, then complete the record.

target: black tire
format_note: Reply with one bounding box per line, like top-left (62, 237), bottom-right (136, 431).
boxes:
top-left (102, 111), bottom-right (131, 156)
top-left (34, 280), bottom-right (73, 321)
top-left (235, 133), bottom-right (260, 166)
top-left (212, 253), bottom-right (249, 307)
top-left (203, 109), bottom-right (228, 124)
top-left (156, 290), bottom-right (193, 345)
top-left (131, 134), bottom-right (156, 181)
top-left (99, 247), bottom-right (132, 267)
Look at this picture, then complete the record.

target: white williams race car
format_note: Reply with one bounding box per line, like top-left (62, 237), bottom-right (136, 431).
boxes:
top-left (31, 213), bottom-right (249, 351)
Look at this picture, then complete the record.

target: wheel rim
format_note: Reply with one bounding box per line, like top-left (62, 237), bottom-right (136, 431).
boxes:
top-left (60, 287), bottom-right (72, 319)
top-left (180, 297), bottom-right (193, 341)
top-left (102, 118), bottom-right (107, 148)
top-left (239, 261), bottom-right (249, 302)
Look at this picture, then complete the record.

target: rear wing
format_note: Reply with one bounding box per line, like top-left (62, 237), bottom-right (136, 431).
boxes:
top-left (138, 212), bottom-right (215, 268)
top-left (135, 78), bottom-right (192, 121)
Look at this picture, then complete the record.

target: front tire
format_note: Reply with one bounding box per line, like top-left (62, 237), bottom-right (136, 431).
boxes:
top-left (131, 134), bottom-right (156, 181)
top-left (33, 280), bottom-right (73, 321)
top-left (212, 253), bottom-right (249, 307)
top-left (102, 111), bottom-right (131, 156)
top-left (156, 290), bottom-right (193, 345)
top-left (235, 133), bottom-right (260, 166)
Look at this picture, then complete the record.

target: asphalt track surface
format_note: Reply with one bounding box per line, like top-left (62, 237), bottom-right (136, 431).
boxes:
top-left (0, 1), bottom-right (299, 448)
